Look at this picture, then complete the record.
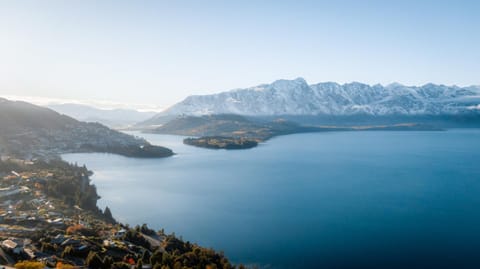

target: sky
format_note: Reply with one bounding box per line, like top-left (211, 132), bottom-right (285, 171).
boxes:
top-left (1, 0), bottom-right (479, 110)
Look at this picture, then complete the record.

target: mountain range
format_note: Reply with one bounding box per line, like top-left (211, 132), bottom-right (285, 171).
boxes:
top-left (47, 103), bottom-right (156, 128)
top-left (150, 78), bottom-right (480, 120)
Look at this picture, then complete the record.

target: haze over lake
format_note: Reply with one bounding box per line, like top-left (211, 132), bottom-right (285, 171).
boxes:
top-left (63, 130), bottom-right (480, 268)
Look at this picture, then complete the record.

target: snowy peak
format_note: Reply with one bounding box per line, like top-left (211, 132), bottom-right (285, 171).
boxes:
top-left (157, 78), bottom-right (480, 117)
top-left (270, 77), bottom-right (308, 90)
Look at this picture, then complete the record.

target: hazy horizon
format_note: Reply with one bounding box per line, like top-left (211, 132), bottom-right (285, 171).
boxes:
top-left (3, 77), bottom-right (480, 112)
top-left (1, 0), bottom-right (479, 110)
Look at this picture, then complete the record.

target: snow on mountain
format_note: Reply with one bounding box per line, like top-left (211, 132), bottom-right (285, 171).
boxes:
top-left (156, 78), bottom-right (480, 117)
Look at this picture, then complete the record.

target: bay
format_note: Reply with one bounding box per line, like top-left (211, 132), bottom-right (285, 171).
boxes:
top-left (63, 129), bottom-right (480, 268)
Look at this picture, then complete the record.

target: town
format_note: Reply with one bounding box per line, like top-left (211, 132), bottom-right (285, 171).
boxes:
top-left (0, 156), bottom-right (234, 269)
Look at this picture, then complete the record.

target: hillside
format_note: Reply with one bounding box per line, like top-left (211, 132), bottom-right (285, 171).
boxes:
top-left (148, 114), bottom-right (322, 141)
top-left (143, 78), bottom-right (480, 126)
top-left (0, 154), bottom-right (234, 269)
top-left (0, 98), bottom-right (173, 159)
top-left (148, 114), bottom-right (437, 150)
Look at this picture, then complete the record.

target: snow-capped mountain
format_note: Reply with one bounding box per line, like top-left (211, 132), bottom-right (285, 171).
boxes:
top-left (156, 78), bottom-right (480, 117)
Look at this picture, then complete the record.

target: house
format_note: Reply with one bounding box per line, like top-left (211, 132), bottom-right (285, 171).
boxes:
top-left (60, 238), bottom-right (81, 247)
top-left (23, 247), bottom-right (35, 259)
top-left (50, 234), bottom-right (65, 245)
top-left (47, 218), bottom-right (64, 225)
top-left (114, 229), bottom-right (127, 239)
top-left (47, 211), bottom-right (62, 218)
top-left (0, 186), bottom-right (21, 198)
top-left (1, 240), bottom-right (17, 250)
top-left (78, 220), bottom-right (89, 228)
top-left (103, 239), bottom-right (116, 247)
top-left (0, 240), bottom-right (23, 256)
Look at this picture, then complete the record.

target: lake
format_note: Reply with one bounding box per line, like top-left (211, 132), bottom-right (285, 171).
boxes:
top-left (63, 129), bottom-right (480, 268)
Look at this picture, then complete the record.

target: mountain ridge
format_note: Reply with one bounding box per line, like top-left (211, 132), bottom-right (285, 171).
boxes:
top-left (0, 98), bottom-right (173, 159)
top-left (148, 78), bottom-right (480, 122)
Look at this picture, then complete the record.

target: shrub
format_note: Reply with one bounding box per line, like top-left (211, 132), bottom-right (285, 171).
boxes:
top-left (14, 261), bottom-right (45, 269)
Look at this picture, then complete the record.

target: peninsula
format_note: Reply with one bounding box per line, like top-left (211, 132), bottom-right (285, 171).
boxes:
top-left (145, 114), bottom-right (441, 150)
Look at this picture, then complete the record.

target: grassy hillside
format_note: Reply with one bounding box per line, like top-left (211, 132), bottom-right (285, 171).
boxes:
top-left (147, 114), bottom-right (320, 141)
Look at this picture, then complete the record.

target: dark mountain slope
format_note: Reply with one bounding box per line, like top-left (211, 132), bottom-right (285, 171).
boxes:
top-left (0, 98), bottom-right (173, 159)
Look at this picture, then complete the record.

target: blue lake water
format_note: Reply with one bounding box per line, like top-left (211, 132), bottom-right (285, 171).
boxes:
top-left (63, 129), bottom-right (480, 268)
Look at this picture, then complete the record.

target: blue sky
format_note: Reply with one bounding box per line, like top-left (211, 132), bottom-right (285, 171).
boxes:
top-left (1, 0), bottom-right (479, 109)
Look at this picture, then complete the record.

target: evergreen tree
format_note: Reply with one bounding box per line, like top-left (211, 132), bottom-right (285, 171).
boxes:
top-left (136, 259), bottom-right (143, 269)
top-left (150, 250), bottom-right (163, 265)
top-left (104, 256), bottom-right (113, 269)
top-left (104, 206), bottom-right (116, 223)
top-left (61, 245), bottom-right (73, 258)
top-left (142, 250), bottom-right (151, 264)
top-left (85, 251), bottom-right (104, 268)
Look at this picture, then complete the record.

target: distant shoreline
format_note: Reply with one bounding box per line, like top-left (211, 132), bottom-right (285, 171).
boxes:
top-left (149, 122), bottom-right (443, 150)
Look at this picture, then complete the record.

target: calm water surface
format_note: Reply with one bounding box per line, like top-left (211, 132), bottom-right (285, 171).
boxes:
top-left (63, 130), bottom-right (480, 268)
